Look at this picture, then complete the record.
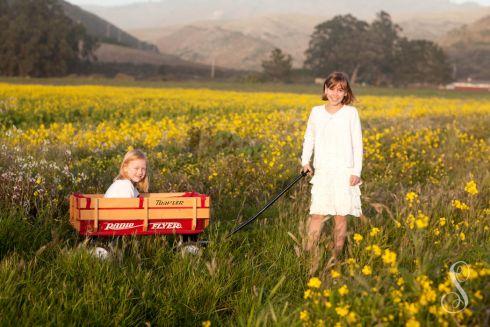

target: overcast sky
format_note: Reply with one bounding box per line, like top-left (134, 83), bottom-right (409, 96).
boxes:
top-left (66, 0), bottom-right (490, 7)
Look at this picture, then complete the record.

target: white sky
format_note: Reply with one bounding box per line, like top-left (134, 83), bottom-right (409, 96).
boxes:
top-left (66, 0), bottom-right (490, 7)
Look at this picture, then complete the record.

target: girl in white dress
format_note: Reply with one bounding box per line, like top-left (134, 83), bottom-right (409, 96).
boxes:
top-left (301, 71), bottom-right (363, 261)
top-left (105, 149), bottom-right (149, 198)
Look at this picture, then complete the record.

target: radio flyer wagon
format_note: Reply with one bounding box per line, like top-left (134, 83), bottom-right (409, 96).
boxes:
top-left (69, 171), bottom-right (306, 243)
top-left (69, 192), bottom-right (210, 237)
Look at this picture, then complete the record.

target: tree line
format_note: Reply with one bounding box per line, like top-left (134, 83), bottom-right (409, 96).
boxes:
top-left (0, 2), bottom-right (452, 85)
top-left (0, 0), bottom-right (97, 77)
top-left (263, 12), bottom-right (452, 86)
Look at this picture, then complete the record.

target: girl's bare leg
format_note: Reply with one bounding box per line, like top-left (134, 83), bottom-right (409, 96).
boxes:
top-left (306, 214), bottom-right (325, 251)
top-left (332, 215), bottom-right (347, 258)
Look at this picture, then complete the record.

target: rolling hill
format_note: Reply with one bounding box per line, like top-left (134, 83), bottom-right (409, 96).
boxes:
top-left (59, 0), bottom-right (158, 52)
top-left (58, 0), bottom-right (225, 72)
top-left (439, 15), bottom-right (490, 80)
top-left (129, 8), bottom-right (490, 71)
top-left (84, 0), bottom-right (484, 30)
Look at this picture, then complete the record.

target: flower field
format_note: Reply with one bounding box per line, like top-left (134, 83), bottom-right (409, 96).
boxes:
top-left (0, 82), bottom-right (489, 326)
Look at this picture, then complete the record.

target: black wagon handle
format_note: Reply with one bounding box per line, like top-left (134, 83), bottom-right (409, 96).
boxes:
top-left (227, 170), bottom-right (308, 238)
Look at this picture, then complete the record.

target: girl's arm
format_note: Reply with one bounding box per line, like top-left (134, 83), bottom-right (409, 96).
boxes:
top-left (351, 108), bottom-right (363, 177)
top-left (301, 110), bottom-right (315, 168)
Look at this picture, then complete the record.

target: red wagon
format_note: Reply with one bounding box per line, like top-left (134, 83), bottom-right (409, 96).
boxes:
top-left (69, 192), bottom-right (210, 237)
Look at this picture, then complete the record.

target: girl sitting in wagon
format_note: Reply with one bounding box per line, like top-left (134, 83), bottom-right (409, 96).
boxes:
top-left (105, 149), bottom-right (149, 198)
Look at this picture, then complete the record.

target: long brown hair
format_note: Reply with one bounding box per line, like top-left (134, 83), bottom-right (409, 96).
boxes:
top-left (321, 71), bottom-right (355, 105)
top-left (116, 149), bottom-right (149, 193)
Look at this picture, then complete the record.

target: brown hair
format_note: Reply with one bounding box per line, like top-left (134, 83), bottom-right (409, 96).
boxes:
top-left (116, 149), bottom-right (149, 193)
top-left (321, 71), bottom-right (355, 105)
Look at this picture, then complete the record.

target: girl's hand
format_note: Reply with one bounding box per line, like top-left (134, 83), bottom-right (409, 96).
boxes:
top-left (302, 164), bottom-right (313, 176)
top-left (350, 175), bottom-right (361, 186)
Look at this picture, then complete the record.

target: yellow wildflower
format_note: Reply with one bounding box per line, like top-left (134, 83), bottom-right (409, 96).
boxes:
top-left (331, 270), bottom-right (341, 279)
top-left (369, 227), bottom-right (380, 237)
top-left (362, 265), bottom-right (372, 275)
top-left (439, 217), bottom-right (446, 226)
top-left (406, 317), bottom-right (420, 327)
top-left (202, 321), bottom-right (211, 327)
top-left (415, 211), bottom-right (429, 229)
top-left (353, 233), bottom-right (363, 243)
top-left (338, 285), bottom-right (349, 296)
top-left (438, 281), bottom-right (451, 293)
top-left (347, 311), bottom-right (358, 324)
top-left (459, 265), bottom-right (479, 280)
top-left (389, 266), bottom-right (399, 274)
top-left (459, 232), bottom-right (465, 241)
top-left (304, 289), bottom-right (312, 299)
top-left (452, 199), bottom-right (469, 210)
top-left (365, 245), bottom-right (382, 256)
top-left (307, 277), bottom-right (322, 289)
top-left (300, 310), bottom-right (309, 321)
top-left (346, 258), bottom-right (356, 265)
top-left (464, 180), bottom-right (478, 195)
top-left (474, 290), bottom-right (483, 300)
top-left (391, 289), bottom-right (402, 303)
top-left (335, 305), bottom-right (349, 317)
top-left (405, 191), bottom-right (418, 205)
top-left (382, 249), bottom-right (397, 266)
top-left (406, 214), bottom-right (415, 229)
top-left (404, 302), bottom-right (419, 315)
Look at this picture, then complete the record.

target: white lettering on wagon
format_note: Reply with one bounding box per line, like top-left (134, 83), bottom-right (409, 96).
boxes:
top-left (151, 222), bottom-right (182, 230)
top-left (104, 223), bottom-right (137, 231)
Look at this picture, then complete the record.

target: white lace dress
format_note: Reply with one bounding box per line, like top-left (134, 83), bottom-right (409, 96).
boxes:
top-left (301, 105), bottom-right (363, 217)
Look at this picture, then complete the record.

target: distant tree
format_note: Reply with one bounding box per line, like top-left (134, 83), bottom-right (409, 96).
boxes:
top-left (261, 48), bottom-right (293, 82)
top-left (304, 12), bottom-right (452, 85)
top-left (304, 15), bottom-right (369, 84)
top-left (394, 38), bottom-right (452, 85)
top-left (0, 0), bottom-right (97, 77)
top-left (364, 11), bottom-right (402, 85)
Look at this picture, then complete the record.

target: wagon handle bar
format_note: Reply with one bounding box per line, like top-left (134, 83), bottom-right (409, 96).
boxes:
top-left (227, 170), bottom-right (308, 238)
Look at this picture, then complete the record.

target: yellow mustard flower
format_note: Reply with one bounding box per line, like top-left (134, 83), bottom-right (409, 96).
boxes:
top-left (362, 265), bottom-right (372, 275)
top-left (307, 277), bottom-right (322, 289)
top-left (338, 285), bottom-right (349, 296)
top-left (353, 233), bottom-right (363, 243)
top-left (464, 180), bottom-right (478, 195)
top-left (335, 304), bottom-right (350, 317)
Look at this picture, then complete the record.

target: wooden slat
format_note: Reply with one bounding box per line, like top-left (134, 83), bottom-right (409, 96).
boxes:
top-left (192, 198), bottom-right (197, 230)
top-left (78, 208), bottom-right (210, 220)
top-left (76, 195), bottom-right (210, 209)
top-left (94, 198), bottom-right (99, 231)
top-left (69, 195), bottom-right (74, 224)
top-left (96, 198), bottom-right (144, 208)
top-left (143, 198), bottom-right (149, 231)
top-left (148, 198), bottom-right (197, 208)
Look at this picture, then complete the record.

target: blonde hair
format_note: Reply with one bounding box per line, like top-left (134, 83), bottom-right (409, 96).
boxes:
top-left (116, 149), bottom-right (149, 193)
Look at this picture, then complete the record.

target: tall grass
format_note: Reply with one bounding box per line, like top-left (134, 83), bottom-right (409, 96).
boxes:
top-left (0, 82), bottom-right (488, 325)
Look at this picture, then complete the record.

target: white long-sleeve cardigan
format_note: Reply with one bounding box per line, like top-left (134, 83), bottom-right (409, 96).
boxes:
top-left (301, 105), bottom-right (363, 177)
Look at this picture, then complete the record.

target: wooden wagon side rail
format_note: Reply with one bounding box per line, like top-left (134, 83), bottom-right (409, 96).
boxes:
top-left (69, 193), bottom-right (210, 235)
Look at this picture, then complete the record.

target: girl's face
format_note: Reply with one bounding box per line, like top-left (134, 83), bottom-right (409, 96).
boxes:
top-left (124, 159), bottom-right (147, 183)
top-left (325, 83), bottom-right (346, 106)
